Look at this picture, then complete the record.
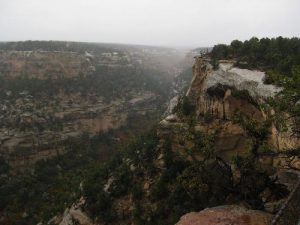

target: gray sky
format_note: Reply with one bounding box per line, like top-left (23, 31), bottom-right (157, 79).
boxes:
top-left (0, 0), bottom-right (299, 47)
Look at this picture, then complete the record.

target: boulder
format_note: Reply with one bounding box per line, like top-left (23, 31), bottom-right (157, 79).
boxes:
top-left (176, 205), bottom-right (272, 225)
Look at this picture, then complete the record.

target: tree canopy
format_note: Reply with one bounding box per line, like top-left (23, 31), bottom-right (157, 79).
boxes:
top-left (211, 37), bottom-right (300, 78)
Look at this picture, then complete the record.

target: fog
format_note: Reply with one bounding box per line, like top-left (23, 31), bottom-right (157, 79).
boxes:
top-left (0, 0), bottom-right (299, 47)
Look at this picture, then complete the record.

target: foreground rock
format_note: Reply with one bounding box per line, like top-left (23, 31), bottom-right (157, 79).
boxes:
top-left (47, 198), bottom-right (94, 225)
top-left (176, 205), bottom-right (272, 225)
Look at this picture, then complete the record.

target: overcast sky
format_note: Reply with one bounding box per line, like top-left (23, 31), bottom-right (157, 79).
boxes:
top-left (0, 0), bottom-right (299, 47)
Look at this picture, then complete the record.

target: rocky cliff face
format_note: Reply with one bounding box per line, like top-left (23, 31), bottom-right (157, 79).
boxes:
top-left (158, 57), bottom-right (300, 168)
top-left (156, 56), bottom-right (300, 224)
top-left (0, 50), bottom-right (91, 79)
top-left (158, 56), bottom-right (300, 182)
top-left (72, 55), bottom-right (300, 225)
top-left (156, 56), bottom-right (300, 189)
top-left (183, 57), bottom-right (300, 160)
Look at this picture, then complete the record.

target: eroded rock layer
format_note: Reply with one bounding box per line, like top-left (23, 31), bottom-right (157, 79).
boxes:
top-left (176, 205), bottom-right (272, 225)
top-left (179, 57), bottom-right (300, 158)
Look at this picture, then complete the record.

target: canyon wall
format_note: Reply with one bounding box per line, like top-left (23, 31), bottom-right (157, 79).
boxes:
top-left (158, 56), bottom-right (300, 162)
top-left (0, 46), bottom-right (175, 168)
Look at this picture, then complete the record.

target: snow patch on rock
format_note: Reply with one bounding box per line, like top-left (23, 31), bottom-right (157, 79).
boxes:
top-left (84, 51), bottom-right (94, 58)
top-left (204, 62), bottom-right (282, 98)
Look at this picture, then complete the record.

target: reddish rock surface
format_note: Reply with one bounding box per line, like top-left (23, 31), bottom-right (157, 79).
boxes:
top-left (176, 205), bottom-right (272, 225)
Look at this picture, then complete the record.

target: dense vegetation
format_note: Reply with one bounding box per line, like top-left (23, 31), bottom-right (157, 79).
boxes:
top-left (0, 40), bottom-right (175, 55)
top-left (0, 134), bottom-right (93, 224)
top-left (0, 110), bottom-right (161, 225)
top-left (83, 129), bottom-right (228, 224)
top-left (0, 40), bottom-right (180, 224)
top-left (211, 37), bottom-right (300, 79)
top-left (0, 41), bottom-right (127, 54)
top-left (83, 126), bottom-right (287, 225)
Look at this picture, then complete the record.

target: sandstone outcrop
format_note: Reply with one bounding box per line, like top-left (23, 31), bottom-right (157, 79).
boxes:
top-left (156, 55), bottom-right (300, 172)
top-left (47, 198), bottom-right (94, 225)
top-left (159, 56), bottom-right (300, 162)
top-left (176, 205), bottom-right (272, 225)
top-left (156, 56), bottom-right (300, 224)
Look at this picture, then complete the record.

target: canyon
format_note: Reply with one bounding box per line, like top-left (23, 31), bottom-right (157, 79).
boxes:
top-left (78, 55), bottom-right (300, 225)
top-left (0, 42), bottom-right (187, 168)
top-left (1, 41), bottom-right (299, 225)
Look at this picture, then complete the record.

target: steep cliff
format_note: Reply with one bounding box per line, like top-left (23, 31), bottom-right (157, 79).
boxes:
top-left (159, 56), bottom-right (300, 161)
top-left (3, 48), bottom-right (299, 225)
top-left (77, 56), bottom-right (300, 225)
top-left (161, 56), bottom-right (300, 225)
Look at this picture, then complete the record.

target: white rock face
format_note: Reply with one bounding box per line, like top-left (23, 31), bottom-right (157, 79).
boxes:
top-left (58, 198), bottom-right (93, 225)
top-left (165, 96), bottom-right (179, 115)
top-left (204, 62), bottom-right (282, 98)
top-left (165, 114), bottom-right (179, 122)
top-left (84, 51), bottom-right (94, 58)
top-left (59, 207), bottom-right (92, 225)
top-left (103, 177), bottom-right (115, 193)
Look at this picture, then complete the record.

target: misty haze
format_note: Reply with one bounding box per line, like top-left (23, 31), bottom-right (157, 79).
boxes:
top-left (0, 1), bottom-right (300, 225)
